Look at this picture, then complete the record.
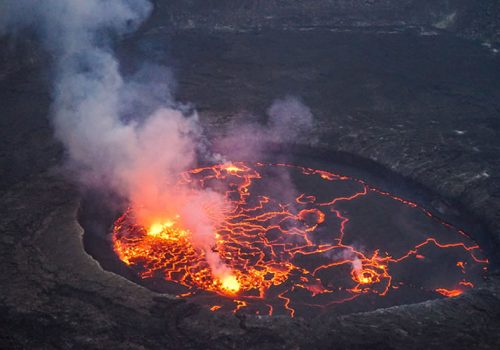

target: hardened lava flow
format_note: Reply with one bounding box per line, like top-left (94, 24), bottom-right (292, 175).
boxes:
top-left (112, 162), bottom-right (488, 318)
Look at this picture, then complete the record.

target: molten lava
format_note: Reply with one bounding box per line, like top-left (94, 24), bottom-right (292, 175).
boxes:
top-left (112, 162), bottom-right (488, 317)
top-left (435, 288), bottom-right (464, 297)
top-left (221, 275), bottom-right (241, 294)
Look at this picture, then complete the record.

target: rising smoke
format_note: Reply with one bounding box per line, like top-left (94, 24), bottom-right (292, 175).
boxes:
top-left (0, 0), bottom-right (315, 283)
top-left (213, 95), bottom-right (315, 161)
top-left (0, 0), bottom-right (231, 277)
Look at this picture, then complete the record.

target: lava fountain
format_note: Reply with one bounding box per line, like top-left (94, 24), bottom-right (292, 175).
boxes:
top-left (110, 162), bottom-right (488, 317)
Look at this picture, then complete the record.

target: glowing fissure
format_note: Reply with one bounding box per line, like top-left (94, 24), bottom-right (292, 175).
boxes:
top-left (112, 162), bottom-right (488, 317)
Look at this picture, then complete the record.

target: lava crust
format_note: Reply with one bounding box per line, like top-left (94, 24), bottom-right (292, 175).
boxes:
top-left (111, 162), bottom-right (488, 317)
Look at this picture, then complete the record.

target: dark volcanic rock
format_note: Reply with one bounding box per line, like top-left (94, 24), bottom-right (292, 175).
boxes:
top-left (1, 3), bottom-right (500, 350)
top-left (149, 0), bottom-right (500, 44)
top-left (455, 0), bottom-right (500, 44)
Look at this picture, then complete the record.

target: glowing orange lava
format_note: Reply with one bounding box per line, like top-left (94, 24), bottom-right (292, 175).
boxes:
top-left (435, 288), bottom-right (463, 297)
top-left (112, 162), bottom-right (488, 317)
top-left (221, 275), bottom-right (241, 294)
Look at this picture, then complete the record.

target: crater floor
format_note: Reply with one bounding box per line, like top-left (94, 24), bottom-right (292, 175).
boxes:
top-left (87, 160), bottom-right (488, 318)
top-left (1, 27), bottom-right (500, 349)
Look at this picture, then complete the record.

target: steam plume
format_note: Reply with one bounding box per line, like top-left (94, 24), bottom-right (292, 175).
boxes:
top-left (213, 96), bottom-right (315, 161)
top-left (0, 0), bottom-right (229, 279)
top-left (0, 1), bottom-right (317, 286)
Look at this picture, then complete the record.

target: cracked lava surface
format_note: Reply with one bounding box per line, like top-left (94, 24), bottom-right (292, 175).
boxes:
top-left (112, 162), bottom-right (488, 317)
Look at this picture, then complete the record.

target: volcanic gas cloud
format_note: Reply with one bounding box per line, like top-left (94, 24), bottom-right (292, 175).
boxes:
top-left (0, 0), bottom-right (246, 283)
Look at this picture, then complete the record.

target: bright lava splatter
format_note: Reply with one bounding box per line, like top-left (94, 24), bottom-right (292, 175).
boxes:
top-left (112, 162), bottom-right (488, 317)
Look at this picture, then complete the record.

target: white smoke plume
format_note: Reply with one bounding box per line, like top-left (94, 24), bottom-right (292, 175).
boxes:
top-left (0, 1), bottom-right (318, 287)
top-left (213, 95), bottom-right (316, 161)
top-left (268, 95), bottom-right (315, 140)
top-left (211, 96), bottom-right (316, 216)
top-left (0, 0), bottom-right (230, 280)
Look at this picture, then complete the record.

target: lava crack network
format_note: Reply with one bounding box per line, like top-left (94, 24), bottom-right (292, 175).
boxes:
top-left (112, 162), bottom-right (488, 317)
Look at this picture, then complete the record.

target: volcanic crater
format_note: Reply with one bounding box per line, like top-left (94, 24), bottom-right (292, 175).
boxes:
top-left (82, 150), bottom-right (492, 318)
top-left (2, 1), bottom-right (500, 348)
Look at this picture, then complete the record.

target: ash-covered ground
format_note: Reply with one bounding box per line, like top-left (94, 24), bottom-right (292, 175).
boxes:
top-left (1, 3), bottom-right (500, 349)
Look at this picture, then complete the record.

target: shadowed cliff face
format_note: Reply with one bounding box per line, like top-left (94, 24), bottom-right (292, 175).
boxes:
top-left (149, 0), bottom-right (499, 43)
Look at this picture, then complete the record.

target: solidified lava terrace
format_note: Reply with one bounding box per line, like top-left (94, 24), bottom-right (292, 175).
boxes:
top-left (111, 162), bottom-right (488, 317)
